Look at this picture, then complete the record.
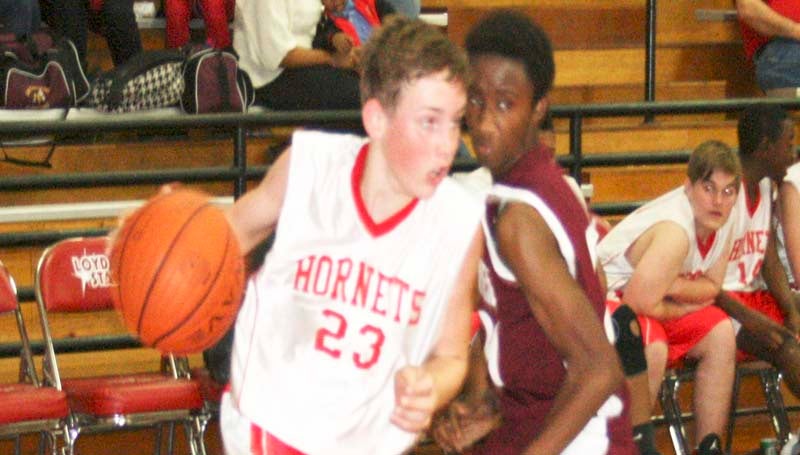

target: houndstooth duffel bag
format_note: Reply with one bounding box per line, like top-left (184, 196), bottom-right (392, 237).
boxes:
top-left (90, 50), bottom-right (184, 113)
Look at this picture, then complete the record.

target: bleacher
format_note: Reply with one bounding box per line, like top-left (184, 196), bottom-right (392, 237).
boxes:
top-left (1, 1), bottom-right (799, 453)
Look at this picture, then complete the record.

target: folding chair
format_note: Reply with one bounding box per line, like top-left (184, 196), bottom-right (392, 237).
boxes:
top-left (34, 236), bottom-right (208, 455)
top-left (659, 360), bottom-right (791, 455)
top-left (0, 260), bottom-right (70, 455)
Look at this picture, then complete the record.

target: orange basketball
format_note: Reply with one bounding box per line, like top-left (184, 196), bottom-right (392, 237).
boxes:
top-left (109, 189), bottom-right (245, 354)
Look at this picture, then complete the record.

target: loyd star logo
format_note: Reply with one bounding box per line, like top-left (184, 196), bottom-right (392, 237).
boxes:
top-left (71, 250), bottom-right (112, 295)
top-left (25, 85), bottom-right (50, 107)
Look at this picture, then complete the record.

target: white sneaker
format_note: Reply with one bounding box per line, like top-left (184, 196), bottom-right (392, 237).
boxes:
top-left (781, 433), bottom-right (799, 455)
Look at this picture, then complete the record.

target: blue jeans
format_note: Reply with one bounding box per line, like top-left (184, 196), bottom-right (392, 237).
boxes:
top-left (0, 0), bottom-right (41, 38)
top-left (755, 37), bottom-right (800, 91)
top-left (385, 0), bottom-right (419, 18)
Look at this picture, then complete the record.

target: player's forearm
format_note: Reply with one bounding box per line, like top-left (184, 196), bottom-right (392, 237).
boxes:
top-left (737, 0), bottom-right (800, 40)
top-left (280, 47), bottom-right (334, 68)
top-left (763, 239), bottom-right (796, 314)
top-left (423, 354), bottom-right (469, 410)
top-left (636, 298), bottom-right (703, 320)
top-left (522, 352), bottom-right (623, 455)
top-left (665, 276), bottom-right (719, 304)
top-left (459, 334), bottom-right (493, 403)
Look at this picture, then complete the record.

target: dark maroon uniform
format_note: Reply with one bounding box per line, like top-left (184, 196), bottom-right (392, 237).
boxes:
top-left (473, 144), bottom-right (635, 454)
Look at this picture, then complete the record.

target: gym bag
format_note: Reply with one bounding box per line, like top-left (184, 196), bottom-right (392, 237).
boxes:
top-left (91, 49), bottom-right (184, 113)
top-left (0, 32), bottom-right (89, 109)
top-left (181, 46), bottom-right (253, 114)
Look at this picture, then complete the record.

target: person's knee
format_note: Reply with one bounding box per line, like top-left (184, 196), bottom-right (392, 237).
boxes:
top-left (612, 305), bottom-right (647, 376)
top-left (710, 319), bottom-right (737, 350)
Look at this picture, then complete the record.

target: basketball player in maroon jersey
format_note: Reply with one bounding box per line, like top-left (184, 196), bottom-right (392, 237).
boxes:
top-left (434, 10), bottom-right (635, 454)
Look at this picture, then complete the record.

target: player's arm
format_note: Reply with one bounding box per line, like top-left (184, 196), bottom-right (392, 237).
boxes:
top-left (431, 329), bottom-right (501, 453)
top-left (761, 223), bottom-right (800, 333)
top-left (780, 181), bottom-right (800, 286)
top-left (391, 226), bottom-right (483, 433)
top-left (736, 0), bottom-right (800, 40)
top-left (496, 202), bottom-right (624, 455)
top-left (667, 231), bottom-right (731, 304)
top-left (623, 222), bottom-right (706, 319)
top-left (227, 148), bottom-right (290, 255)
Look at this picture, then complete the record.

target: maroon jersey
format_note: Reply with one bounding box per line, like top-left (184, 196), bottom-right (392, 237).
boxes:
top-left (473, 144), bottom-right (635, 454)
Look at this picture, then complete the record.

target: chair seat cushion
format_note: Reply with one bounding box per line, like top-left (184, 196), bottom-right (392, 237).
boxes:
top-left (62, 373), bottom-right (203, 416)
top-left (191, 367), bottom-right (224, 404)
top-left (0, 384), bottom-right (69, 424)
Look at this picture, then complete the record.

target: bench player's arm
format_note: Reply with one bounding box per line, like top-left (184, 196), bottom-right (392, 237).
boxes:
top-left (228, 148), bottom-right (290, 255)
top-left (737, 0), bottom-right (800, 41)
top-left (667, 230), bottom-right (731, 305)
top-left (623, 222), bottom-right (708, 319)
top-left (761, 223), bottom-right (800, 333)
top-left (780, 181), bottom-right (800, 286)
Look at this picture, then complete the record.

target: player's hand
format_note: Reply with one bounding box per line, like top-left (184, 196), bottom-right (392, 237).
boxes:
top-left (431, 394), bottom-right (501, 453)
top-left (391, 366), bottom-right (437, 433)
top-left (331, 32), bottom-right (353, 55)
top-left (785, 295), bottom-right (800, 337)
top-left (106, 183), bottom-right (180, 255)
top-left (331, 47), bottom-right (357, 70)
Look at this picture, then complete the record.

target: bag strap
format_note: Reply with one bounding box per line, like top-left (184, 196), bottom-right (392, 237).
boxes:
top-left (216, 51), bottom-right (232, 112)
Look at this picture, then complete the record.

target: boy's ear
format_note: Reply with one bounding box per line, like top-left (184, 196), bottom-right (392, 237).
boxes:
top-left (532, 96), bottom-right (550, 129)
top-left (362, 98), bottom-right (387, 139)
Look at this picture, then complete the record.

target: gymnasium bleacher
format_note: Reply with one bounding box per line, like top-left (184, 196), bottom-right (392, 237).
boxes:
top-left (1, 0), bottom-right (800, 453)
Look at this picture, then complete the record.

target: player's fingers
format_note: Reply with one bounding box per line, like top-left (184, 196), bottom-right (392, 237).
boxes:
top-left (399, 371), bottom-right (434, 399)
top-left (159, 182), bottom-right (181, 194)
top-left (431, 417), bottom-right (458, 452)
top-left (391, 405), bottom-right (433, 433)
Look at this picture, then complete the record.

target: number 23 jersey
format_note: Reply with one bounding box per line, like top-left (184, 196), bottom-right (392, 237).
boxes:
top-left (229, 130), bottom-right (483, 454)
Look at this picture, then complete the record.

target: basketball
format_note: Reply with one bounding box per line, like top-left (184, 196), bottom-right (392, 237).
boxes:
top-left (109, 189), bottom-right (245, 354)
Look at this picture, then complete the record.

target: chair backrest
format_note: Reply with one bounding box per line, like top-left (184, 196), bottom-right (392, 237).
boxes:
top-left (0, 260), bottom-right (17, 314)
top-left (35, 236), bottom-right (114, 313)
top-left (0, 260), bottom-right (40, 386)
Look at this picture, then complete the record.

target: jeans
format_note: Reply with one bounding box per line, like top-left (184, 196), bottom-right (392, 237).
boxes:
top-left (385, 0), bottom-right (419, 18)
top-left (0, 0), bottom-right (41, 38)
top-left (755, 37), bottom-right (800, 92)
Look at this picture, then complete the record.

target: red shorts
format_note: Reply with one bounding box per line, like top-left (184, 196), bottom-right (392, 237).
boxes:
top-left (606, 299), bottom-right (729, 367)
top-left (727, 290), bottom-right (784, 361)
top-left (726, 290), bottom-right (785, 325)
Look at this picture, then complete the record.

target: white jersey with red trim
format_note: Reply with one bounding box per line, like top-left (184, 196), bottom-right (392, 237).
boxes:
top-left (227, 130), bottom-right (483, 455)
top-left (776, 162), bottom-right (800, 286)
top-left (598, 186), bottom-right (734, 296)
top-left (723, 178), bottom-right (773, 291)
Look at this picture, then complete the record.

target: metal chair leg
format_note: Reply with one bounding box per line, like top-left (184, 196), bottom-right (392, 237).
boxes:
top-left (761, 369), bottom-right (791, 446)
top-left (660, 371), bottom-right (691, 455)
top-left (725, 365), bottom-right (744, 452)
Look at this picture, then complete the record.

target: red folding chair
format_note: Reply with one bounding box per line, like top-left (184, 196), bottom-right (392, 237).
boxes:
top-left (0, 260), bottom-right (70, 455)
top-left (34, 236), bottom-right (208, 455)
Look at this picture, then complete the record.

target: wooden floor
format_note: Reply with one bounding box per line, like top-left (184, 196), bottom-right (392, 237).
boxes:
top-left (2, 403), bottom-right (798, 454)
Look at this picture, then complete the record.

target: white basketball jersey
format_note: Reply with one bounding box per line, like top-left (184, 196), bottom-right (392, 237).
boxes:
top-left (598, 186), bottom-right (734, 296)
top-left (776, 162), bottom-right (800, 286)
top-left (723, 178), bottom-right (773, 291)
top-left (228, 130), bottom-right (483, 455)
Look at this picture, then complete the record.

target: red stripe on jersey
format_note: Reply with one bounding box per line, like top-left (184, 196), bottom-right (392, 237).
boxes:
top-left (251, 425), bottom-right (263, 455)
top-left (351, 144), bottom-right (419, 237)
top-left (697, 230), bottom-right (717, 259)
top-left (745, 185), bottom-right (762, 218)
